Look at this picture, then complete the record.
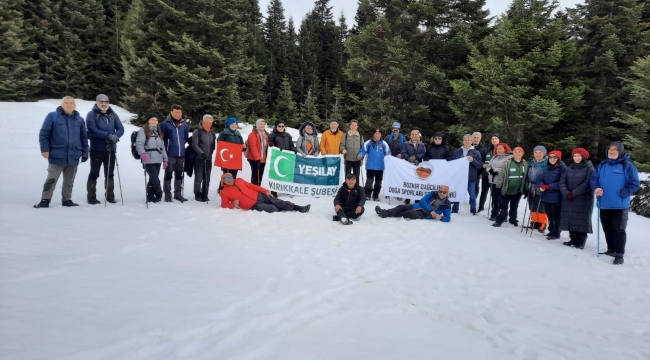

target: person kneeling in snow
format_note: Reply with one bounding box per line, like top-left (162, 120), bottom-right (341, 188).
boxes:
top-left (220, 173), bottom-right (311, 213)
top-left (333, 174), bottom-right (366, 225)
top-left (374, 186), bottom-right (452, 222)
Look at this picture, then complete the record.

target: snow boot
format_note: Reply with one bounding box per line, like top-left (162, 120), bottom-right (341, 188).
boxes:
top-left (174, 195), bottom-right (188, 203)
top-left (339, 217), bottom-right (353, 225)
top-left (106, 178), bottom-right (117, 203)
top-left (375, 206), bottom-right (382, 215)
top-left (87, 180), bottom-right (100, 204)
top-left (574, 234), bottom-right (587, 250)
top-left (599, 249), bottom-right (616, 257)
top-left (195, 193), bottom-right (206, 202)
top-left (62, 200), bottom-right (79, 207)
top-left (372, 197), bottom-right (379, 202)
top-left (563, 234), bottom-right (576, 247)
top-left (613, 254), bottom-right (624, 265)
top-left (492, 221), bottom-right (503, 227)
top-left (33, 199), bottom-right (50, 208)
top-left (298, 204), bottom-right (311, 213)
top-left (546, 234), bottom-right (560, 240)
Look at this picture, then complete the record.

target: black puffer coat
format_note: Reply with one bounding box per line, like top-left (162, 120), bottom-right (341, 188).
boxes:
top-left (559, 160), bottom-right (595, 233)
top-left (334, 184), bottom-right (366, 211)
top-left (425, 142), bottom-right (452, 161)
top-left (268, 128), bottom-right (296, 152)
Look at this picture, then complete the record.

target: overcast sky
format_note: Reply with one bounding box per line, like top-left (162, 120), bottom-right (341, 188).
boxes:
top-left (259, 0), bottom-right (584, 27)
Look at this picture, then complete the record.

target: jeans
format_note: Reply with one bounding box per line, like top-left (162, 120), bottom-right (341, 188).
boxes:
top-left (452, 181), bottom-right (477, 213)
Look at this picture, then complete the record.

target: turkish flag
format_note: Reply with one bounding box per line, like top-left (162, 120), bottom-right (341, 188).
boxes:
top-left (214, 141), bottom-right (243, 170)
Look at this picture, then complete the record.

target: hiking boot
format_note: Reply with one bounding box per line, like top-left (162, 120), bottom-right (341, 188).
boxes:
top-left (613, 254), bottom-right (624, 265)
top-left (299, 204), bottom-right (311, 213)
top-left (88, 199), bottom-right (101, 205)
top-left (546, 234), bottom-right (560, 240)
top-left (332, 215), bottom-right (339, 222)
top-left (106, 178), bottom-right (115, 203)
top-left (477, 207), bottom-right (484, 213)
top-left (195, 193), bottom-right (206, 202)
top-left (492, 221), bottom-right (503, 227)
top-left (375, 206), bottom-right (382, 215)
top-left (339, 217), bottom-right (353, 225)
top-left (488, 216), bottom-right (496, 221)
top-left (563, 234), bottom-right (577, 247)
top-left (574, 235), bottom-right (587, 250)
top-left (62, 200), bottom-right (79, 207)
top-left (165, 195), bottom-right (173, 202)
top-left (600, 249), bottom-right (616, 257)
top-left (107, 198), bottom-right (118, 204)
top-left (372, 197), bottom-right (379, 202)
top-left (174, 196), bottom-right (188, 203)
top-left (87, 179), bottom-right (98, 204)
top-left (33, 199), bottom-right (50, 208)
top-left (471, 211), bottom-right (477, 216)
top-left (510, 220), bottom-right (519, 227)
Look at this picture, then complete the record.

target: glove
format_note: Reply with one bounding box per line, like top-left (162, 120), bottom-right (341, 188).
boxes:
top-left (140, 153), bottom-right (149, 162)
top-left (81, 156), bottom-right (88, 163)
top-left (199, 153), bottom-right (209, 160)
top-left (408, 155), bottom-right (416, 163)
top-left (357, 154), bottom-right (363, 160)
top-left (489, 169), bottom-right (496, 175)
top-left (414, 160), bottom-right (419, 165)
top-left (302, 153), bottom-right (307, 158)
top-left (107, 134), bottom-right (120, 143)
top-left (163, 161), bottom-right (168, 169)
top-left (540, 184), bottom-right (551, 191)
top-left (567, 192), bottom-right (574, 200)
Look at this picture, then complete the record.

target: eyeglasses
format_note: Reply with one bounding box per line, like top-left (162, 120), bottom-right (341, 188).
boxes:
top-left (433, 137), bottom-right (442, 140)
top-left (548, 155), bottom-right (558, 159)
top-left (224, 176), bottom-right (233, 181)
top-left (277, 125), bottom-right (284, 128)
top-left (98, 101), bottom-right (109, 104)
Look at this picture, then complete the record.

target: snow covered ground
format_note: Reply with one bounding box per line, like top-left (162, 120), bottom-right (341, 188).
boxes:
top-left (1, 99), bottom-right (650, 360)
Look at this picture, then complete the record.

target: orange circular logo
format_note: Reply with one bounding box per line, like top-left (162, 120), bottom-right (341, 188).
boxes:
top-left (414, 164), bottom-right (433, 180)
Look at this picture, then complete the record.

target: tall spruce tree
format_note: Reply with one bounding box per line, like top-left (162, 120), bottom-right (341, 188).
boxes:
top-left (121, 0), bottom-right (265, 123)
top-left (0, 0), bottom-right (39, 100)
top-left (275, 76), bottom-right (299, 126)
top-left (300, 89), bottom-right (320, 124)
top-left (263, 0), bottom-right (288, 114)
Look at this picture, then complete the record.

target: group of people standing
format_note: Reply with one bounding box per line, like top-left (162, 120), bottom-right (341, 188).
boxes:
top-left (34, 97), bottom-right (642, 264)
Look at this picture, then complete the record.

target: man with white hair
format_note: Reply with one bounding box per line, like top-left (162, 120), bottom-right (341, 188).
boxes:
top-left (85, 94), bottom-right (124, 204)
top-left (471, 132), bottom-right (488, 212)
top-left (34, 96), bottom-right (89, 208)
top-left (191, 115), bottom-right (216, 202)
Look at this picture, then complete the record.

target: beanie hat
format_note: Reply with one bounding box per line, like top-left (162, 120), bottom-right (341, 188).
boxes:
top-left (96, 94), bottom-right (109, 102)
top-left (392, 122), bottom-right (401, 128)
top-left (225, 117), bottom-right (238, 128)
top-left (572, 147), bottom-right (589, 160)
top-left (438, 185), bottom-right (450, 193)
top-left (274, 119), bottom-right (285, 127)
top-left (608, 141), bottom-right (625, 156)
top-left (533, 145), bottom-right (548, 156)
top-left (492, 133), bottom-right (501, 140)
top-left (144, 113), bottom-right (159, 122)
top-left (220, 172), bottom-right (233, 187)
top-left (433, 132), bottom-right (444, 138)
top-left (513, 146), bottom-right (525, 154)
top-left (548, 150), bottom-right (562, 159)
top-left (496, 142), bottom-right (511, 154)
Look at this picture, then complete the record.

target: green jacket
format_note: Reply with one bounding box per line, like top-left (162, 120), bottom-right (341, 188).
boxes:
top-left (494, 158), bottom-right (529, 194)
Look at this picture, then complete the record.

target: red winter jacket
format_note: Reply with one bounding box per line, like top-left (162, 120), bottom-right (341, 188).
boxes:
top-left (246, 130), bottom-right (269, 162)
top-left (221, 178), bottom-right (269, 210)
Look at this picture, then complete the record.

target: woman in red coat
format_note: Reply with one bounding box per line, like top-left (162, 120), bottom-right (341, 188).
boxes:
top-left (247, 118), bottom-right (269, 185)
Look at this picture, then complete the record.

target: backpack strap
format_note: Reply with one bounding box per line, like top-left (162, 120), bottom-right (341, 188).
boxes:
top-left (50, 111), bottom-right (59, 127)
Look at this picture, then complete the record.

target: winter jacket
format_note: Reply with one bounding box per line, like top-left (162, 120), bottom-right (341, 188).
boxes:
top-left (268, 129), bottom-right (296, 152)
top-left (247, 129), bottom-right (269, 161)
top-left (339, 132), bottom-right (364, 162)
top-left (473, 143), bottom-right (487, 178)
top-left (191, 128), bottom-right (216, 160)
top-left (401, 141), bottom-right (427, 163)
top-left (482, 148), bottom-right (494, 176)
top-left (159, 115), bottom-right (190, 157)
top-left (560, 160), bottom-right (595, 233)
top-left (136, 126), bottom-right (168, 164)
top-left (217, 127), bottom-right (245, 144)
top-left (334, 183), bottom-right (366, 211)
top-left (384, 133), bottom-right (405, 157)
top-left (494, 158), bottom-right (529, 193)
top-left (453, 147), bottom-right (483, 183)
top-left (525, 157), bottom-right (548, 195)
top-left (85, 105), bottom-right (124, 152)
top-left (425, 143), bottom-right (452, 161)
top-left (486, 153), bottom-right (511, 184)
top-left (220, 178), bottom-right (269, 210)
top-left (590, 153), bottom-right (640, 209)
top-left (359, 138), bottom-right (390, 170)
top-left (296, 122), bottom-right (320, 156)
top-left (412, 191), bottom-right (452, 222)
top-left (39, 106), bottom-right (89, 166)
top-left (540, 160), bottom-right (566, 204)
top-left (320, 129), bottom-right (344, 155)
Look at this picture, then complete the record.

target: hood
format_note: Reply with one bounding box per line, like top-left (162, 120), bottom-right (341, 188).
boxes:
top-left (605, 141), bottom-right (626, 158)
top-left (299, 122), bottom-right (318, 137)
top-left (92, 104), bottom-right (114, 114)
top-left (606, 152), bottom-right (631, 165)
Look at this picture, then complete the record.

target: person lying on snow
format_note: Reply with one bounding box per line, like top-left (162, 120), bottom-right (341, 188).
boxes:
top-left (374, 185), bottom-right (452, 222)
top-left (333, 173), bottom-right (366, 225)
top-left (220, 173), bottom-right (311, 213)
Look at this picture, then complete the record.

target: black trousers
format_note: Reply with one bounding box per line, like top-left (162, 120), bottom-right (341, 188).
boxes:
top-left (496, 192), bottom-right (522, 224)
top-left (248, 160), bottom-right (266, 186)
top-left (88, 150), bottom-right (115, 181)
top-left (600, 209), bottom-right (629, 254)
top-left (381, 204), bottom-right (427, 219)
top-left (219, 168), bottom-right (239, 191)
top-left (345, 161), bottom-right (361, 180)
top-left (490, 184), bottom-right (501, 219)
top-left (478, 174), bottom-right (490, 210)
top-left (364, 169), bottom-right (384, 198)
top-left (193, 159), bottom-right (212, 196)
top-left (337, 206), bottom-right (365, 220)
top-left (545, 202), bottom-right (562, 237)
top-left (253, 193), bottom-right (297, 213)
top-left (528, 192), bottom-right (546, 213)
top-left (145, 163), bottom-right (162, 201)
top-left (164, 156), bottom-right (184, 197)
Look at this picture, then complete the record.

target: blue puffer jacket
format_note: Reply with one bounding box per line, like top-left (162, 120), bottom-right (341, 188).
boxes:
top-left (590, 152), bottom-right (640, 209)
top-left (413, 191), bottom-right (452, 222)
top-left (359, 138), bottom-right (390, 170)
top-left (540, 160), bottom-right (566, 204)
top-left (453, 147), bottom-right (483, 183)
top-left (39, 107), bottom-right (89, 166)
top-left (159, 116), bottom-right (190, 157)
top-left (401, 142), bottom-right (426, 162)
top-left (86, 105), bottom-right (124, 151)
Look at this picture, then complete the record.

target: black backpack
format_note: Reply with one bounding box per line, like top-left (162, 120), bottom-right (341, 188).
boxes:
top-left (130, 131), bottom-right (143, 160)
top-left (184, 135), bottom-right (196, 177)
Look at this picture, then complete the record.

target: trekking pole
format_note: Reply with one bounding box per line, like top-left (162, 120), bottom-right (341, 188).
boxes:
top-left (486, 184), bottom-right (492, 219)
top-left (144, 167), bottom-right (148, 209)
top-left (204, 159), bottom-right (209, 205)
top-left (181, 161), bottom-right (185, 199)
top-left (597, 197), bottom-right (601, 257)
top-left (105, 151), bottom-right (111, 207)
top-left (520, 192), bottom-right (528, 233)
top-left (530, 196), bottom-right (542, 238)
top-left (115, 156), bottom-right (124, 205)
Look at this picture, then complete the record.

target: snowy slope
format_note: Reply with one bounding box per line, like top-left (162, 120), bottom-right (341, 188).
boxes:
top-left (1, 100), bottom-right (650, 360)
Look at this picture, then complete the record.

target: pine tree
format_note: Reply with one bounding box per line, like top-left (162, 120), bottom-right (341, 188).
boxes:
top-left (285, 17), bottom-right (301, 104)
top-left (275, 76), bottom-right (299, 126)
top-left (121, 0), bottom-right (265, 123)
top-left (0, 0), bottom-right (39, 100)
top-left (300, 89), bottom-right (320, 125)
top-left (263, 0), bottom-right (288, 113)
top-left (351, 0), bottom-right (377, 35)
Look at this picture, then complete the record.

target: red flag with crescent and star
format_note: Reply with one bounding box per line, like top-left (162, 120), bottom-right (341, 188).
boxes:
top-left (214, 141), bottom-right (243, 170)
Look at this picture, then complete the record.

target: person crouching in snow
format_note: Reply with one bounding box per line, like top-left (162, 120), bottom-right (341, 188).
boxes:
top-left (374, 185), bottom-right (452, 222)
top-left (220, 173), bottom-right (311, 213)
top-left (333, 174), bottom-right (366, 225)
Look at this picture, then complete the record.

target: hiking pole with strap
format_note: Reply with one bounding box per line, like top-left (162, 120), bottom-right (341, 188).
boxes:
top-left (181, 161), bottom-right (185, 199)
top-left (204, 159), bottom-right (209, 205)
top-left (520, 191), bottom-right (529, 233)
top-left (144, 166), bottom-right (148, 209)
top-left (115, 156), bottom-right (124, 205)
top-left (597, 197), bottom-right (601, 257)
top-left (486, 184), bottom-right (492, 219)
top-left (105, 151), bottom-right (111, 207)
top-left (530, 195), bottom-right (542, 238)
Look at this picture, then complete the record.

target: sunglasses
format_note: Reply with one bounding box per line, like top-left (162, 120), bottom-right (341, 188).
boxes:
top-left (438, 191), bottom-right (448, 194)
top-left (548, 155), bottom-right (558, 159)
top-left (277, 125), bottom-right (284, 128)
top-left (224, 176), bottom-right (233, 181)
top-left (433, 137), bottom-right (442, 140)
